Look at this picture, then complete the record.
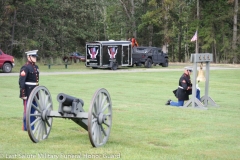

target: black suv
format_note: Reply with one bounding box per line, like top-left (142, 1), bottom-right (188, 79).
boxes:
top-left (132, 47), bottom-right (168, 68)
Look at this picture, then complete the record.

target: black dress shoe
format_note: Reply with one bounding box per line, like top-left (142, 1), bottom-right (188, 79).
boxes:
top-left (165, 99), bottom-right (171, 105)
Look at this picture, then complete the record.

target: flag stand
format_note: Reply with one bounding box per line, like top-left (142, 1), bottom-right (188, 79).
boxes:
top-left (182, 53), bottom-right (219, 109)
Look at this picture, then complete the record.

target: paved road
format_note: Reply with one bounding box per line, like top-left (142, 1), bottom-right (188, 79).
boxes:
top-left (0, 66), bottom-right (239, 77)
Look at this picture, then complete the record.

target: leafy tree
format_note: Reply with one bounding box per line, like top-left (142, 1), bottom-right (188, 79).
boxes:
top-left (0, 0), bottom-right (238, 63)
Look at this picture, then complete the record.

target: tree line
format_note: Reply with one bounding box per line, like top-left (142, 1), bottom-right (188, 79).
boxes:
top-left (0, 0), bottom-right (239, 63)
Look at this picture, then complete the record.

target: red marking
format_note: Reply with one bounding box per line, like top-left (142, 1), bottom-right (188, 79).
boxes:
top-left (23, 100), bottom-right (27, 131)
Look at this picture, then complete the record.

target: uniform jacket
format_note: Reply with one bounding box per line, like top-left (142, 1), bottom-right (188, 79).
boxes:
top-left (19, 61), bottom-right (39, 98)
top-left (176, 73), bottom-right (192, 100)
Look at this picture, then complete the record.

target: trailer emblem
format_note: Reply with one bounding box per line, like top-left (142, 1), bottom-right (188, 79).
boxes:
top-left (88, 47), bottom-right (99, 59)
top-left (108, 47), bottom-right (118, 59)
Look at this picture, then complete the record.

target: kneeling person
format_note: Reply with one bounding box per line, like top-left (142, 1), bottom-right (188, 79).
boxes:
top-left (166, 67), bottom-right (193, 107)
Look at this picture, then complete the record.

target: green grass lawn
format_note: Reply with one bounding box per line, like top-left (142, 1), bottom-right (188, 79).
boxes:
top-left (0, 63), bottom-right (240, 160)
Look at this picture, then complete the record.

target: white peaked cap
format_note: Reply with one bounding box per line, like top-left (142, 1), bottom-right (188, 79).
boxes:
top-left (184, 66), bottom-right (193, 72)
top-left (25, 50), bottom-right (38, 56)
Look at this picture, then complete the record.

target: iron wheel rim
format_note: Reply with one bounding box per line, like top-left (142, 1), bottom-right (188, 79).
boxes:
top-left (26, 86), bottom-right (53, 143)
top-left (88, 88), bottom-right (112, 147)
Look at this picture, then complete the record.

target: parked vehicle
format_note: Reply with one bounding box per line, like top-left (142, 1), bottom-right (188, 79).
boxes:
top-left (85, 40), bottom-right (132, 70)
top-left (0, 49), bottom-right (15, 73)
top-left (63, 52), bottom-right (86, 63)
top-left (132, 47), bottom-right (168, 68)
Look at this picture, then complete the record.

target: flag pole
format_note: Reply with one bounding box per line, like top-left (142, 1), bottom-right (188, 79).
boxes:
top-left (195, 38), bottom-right (197, 53)
top-left (196, 30), bottom-right (198, 53)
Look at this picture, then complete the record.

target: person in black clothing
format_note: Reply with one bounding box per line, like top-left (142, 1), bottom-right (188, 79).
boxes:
top-left (19, 50), bottom-right (39, 131)
top-left (165, 67), bottom-right (193, 107)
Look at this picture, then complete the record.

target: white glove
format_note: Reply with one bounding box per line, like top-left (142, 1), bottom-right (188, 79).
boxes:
top-left (22, 97), bottom-right (27, 100)
top-left (196, 84), bottom-right (200, 91)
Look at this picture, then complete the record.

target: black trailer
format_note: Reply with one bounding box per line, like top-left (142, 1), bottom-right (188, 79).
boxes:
top-left (85, 41), bottom-right (132, 70)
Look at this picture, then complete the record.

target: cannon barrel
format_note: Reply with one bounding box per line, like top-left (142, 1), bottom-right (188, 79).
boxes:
top-left (57, 93), bottom-right (84, 115)
top-left (57, 93), bottom-right (84, 106)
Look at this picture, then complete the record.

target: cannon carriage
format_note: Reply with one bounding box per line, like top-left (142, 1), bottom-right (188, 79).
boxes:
top-left (26, 86), bottom-right (112, 147)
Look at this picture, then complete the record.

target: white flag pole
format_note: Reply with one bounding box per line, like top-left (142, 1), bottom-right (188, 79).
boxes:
top-left (196, 31), bottom-right (198, 53)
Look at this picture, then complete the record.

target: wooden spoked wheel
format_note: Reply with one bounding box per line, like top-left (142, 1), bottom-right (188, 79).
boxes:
top-left (26, 86), bottom-right (53, 143)
top-left (88, 88), bottom-right (112, 147)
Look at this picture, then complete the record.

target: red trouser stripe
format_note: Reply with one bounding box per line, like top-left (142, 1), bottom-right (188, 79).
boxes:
top-left (23, 100), bottom-right (27, 130)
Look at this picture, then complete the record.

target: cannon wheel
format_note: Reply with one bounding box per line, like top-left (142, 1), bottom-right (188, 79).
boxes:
top-left (26, 86), bottom-right (53, 143)
top-left (88, 88), bottom-right (112, 147)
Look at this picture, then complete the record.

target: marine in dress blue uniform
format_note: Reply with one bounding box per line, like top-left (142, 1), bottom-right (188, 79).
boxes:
top-left (165, 67), bottom-right (193, 107)
top-left (19, 50), bottom-right (39, 131)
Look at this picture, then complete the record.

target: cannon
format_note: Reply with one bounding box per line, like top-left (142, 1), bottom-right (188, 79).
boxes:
top-left (26, 86), bottom-right (112, 147)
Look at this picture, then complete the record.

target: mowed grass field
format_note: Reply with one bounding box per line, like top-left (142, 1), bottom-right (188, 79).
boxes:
top-left (0, 63), bottom-right (240, 160)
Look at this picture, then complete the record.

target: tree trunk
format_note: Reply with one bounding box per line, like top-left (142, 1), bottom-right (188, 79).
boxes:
top-left (232, 0), bottom-right (238, 63)
top-left (212, 41), bottom-right (217, 63)
top-left (119, 0), bottom-right (137, 38)
top-left (178, 28), bottom-right (182, 62)
top-left (148, 24), bottom-right (153, 46)
top-left (10, 9), bottom-right (17, 55)
top-left (214, 41), bottom-right (218, 63)
top-left (103, 6), bottom-right (107, 40)
top-left (164, 2), bottom-right (169, 54)
top-left (178, 6), bottom-right (182, 62)
top-left (130, 0), bottom-right (136, 38)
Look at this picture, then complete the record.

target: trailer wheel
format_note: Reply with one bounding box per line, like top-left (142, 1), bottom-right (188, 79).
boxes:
top-left (111, 62), bottom-right (118, 70)
top-left (144, 58), bottom-right (152, 68)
